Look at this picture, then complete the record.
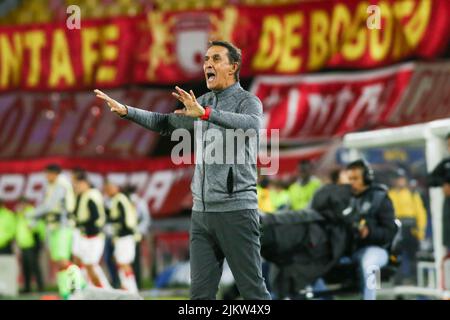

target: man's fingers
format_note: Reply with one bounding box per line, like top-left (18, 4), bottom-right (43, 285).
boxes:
top-left (95, 93), bottom-right (124, 115)
top-left (172, 92), bottom-right (187, 105)
top-left (95, 93), bottom-right (107, 100)
top-left (189, 90), bottom-right (196, 101)
top-left (175, 86), bottom-right (185, 94)
top-left (97, 97), bottom-right (115, 111)
top-left (172, 92), bottom-right (182, 100)
top-left (174, 109), bottom-right (186, 115)
top-left (94, 89), bottom-right (115, 105)
top-left (175, 86), bottom-right (191, 100)
top-left (94, 89), bottom-right (109, 100)
top-left (97, 96), bottom-right (110, 105)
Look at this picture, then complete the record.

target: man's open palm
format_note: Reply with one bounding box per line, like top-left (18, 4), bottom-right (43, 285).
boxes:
top-left (172, 86), bottom-right (205, 118)
top-left (94, 89), bottom-right (127, 117)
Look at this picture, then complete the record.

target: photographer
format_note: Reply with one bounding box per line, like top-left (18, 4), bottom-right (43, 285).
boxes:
top-left (427, 133), bottom-right (450, 249)
top-left (346, 160), bottom-right (397, 300)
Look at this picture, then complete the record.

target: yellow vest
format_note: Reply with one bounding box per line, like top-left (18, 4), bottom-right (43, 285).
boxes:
top-left (110, 193), bottom-right (137, 231)
top-left (288, 178), bottom-right (322, 211)
top-left (271, 189), bottom-right (290, 211)
top-left (76, 188), bottom-right (106, 229)
top-left (45, 174), bottom-right (76, 214)
top-left (388, 188), bottom-right (427, 240)
top-left (257, 186), bottom-right (275, 214)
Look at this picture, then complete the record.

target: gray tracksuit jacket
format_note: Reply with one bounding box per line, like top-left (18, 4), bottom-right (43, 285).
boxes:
top-left (123, 82), bottom-right (262, 212)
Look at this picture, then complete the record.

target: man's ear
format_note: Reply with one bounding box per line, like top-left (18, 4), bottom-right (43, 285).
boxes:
top-left (229, 63), bottom-right (237, 75)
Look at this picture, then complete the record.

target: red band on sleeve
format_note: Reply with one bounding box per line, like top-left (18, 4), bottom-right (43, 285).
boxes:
top-left (200, 106), bottom-right (211, 120)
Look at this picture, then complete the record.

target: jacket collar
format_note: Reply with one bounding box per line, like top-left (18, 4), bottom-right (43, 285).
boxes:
top-left (212, 82), bottom-right (241, 98)
top-left (353, 186), bottom-right (371, 198)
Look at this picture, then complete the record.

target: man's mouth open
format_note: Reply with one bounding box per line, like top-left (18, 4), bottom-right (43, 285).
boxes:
top-left (206, 71), bottom-right (216, 83)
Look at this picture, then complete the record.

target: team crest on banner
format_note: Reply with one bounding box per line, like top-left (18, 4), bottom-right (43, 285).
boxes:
top-left (174, 13), bottom-right (210, 76)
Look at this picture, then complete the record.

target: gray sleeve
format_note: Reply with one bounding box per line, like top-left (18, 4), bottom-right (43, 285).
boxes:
top-left (34, 185), bottom-right (66, 218)
top-left (207, 97), bottom-right (262, 131)
top-left (123, 106), bottom-right (195, 135)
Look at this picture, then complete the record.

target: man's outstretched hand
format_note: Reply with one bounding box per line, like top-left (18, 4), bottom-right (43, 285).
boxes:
top-left (172, 86), bottom-right (205, 118)
top-left (94, 89), bottom-right (128, 117)
top-left (95, 87), bottom-right (204, 118)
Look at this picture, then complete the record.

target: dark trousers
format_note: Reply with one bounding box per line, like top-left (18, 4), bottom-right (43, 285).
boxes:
top-left (190, 209), bottom-right (271, 300)
top-left (21, 240), bottom-right (44, 292)
top-left (104, 236), bottom-right (120, 288)
top-left (132, 240), bottom-right (142, 289)
top-left (396, 218), bottom-right (419, 284)
top-left (444, 197), bottom-right (450, 248)
top-left (0, 242), bottom-right (13, 254)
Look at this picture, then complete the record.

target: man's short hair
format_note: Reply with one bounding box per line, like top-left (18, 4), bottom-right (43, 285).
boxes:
top-left (208, 40), bottom-right (242, 81)
top-left (346, 160), bottom-right (366, 171)
top-left (122, 184), bottom-right (137, 195)
top-left (71, 166), bottom-right (86, 175)
top-left (346, 159), bottom-right (374, 185)
top-left (330, 168), bottom-right (343, 184)
top-left (299, 159), bottom-right (312, 170)
top-left (45, 164), bottom-right (61, 173)
top-left (73, 171), bottom-right (88, 182)
top-left (104, 179), bottom-right (117, 188)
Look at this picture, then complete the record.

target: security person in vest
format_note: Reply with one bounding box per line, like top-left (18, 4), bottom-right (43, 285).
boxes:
top-left (95, 40), bottom-right (271, 300)
top-left (104, 180), bottom-right (138, 293)
top-left (388, 169), bottom-right (427, 284)
top-left (72, 171), bottom-right (110, 289)
top-left (32, 164), bottom-right (76, 300)
top-left (288, 160), bottom-right (322, 211)
top-left (15, 197), bottom-right (45, 293)
top-left (0, 198), bottom-right (16, 255)
top-left (257, 176), bottom-right (275, 214)
top-left (346, 159), bottom-right (397, 300)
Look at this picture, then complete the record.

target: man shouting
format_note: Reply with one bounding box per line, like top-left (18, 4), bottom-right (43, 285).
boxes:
top-left (94, 41), bottom-right (271, 300)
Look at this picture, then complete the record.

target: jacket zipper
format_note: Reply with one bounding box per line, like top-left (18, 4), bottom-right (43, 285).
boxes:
top-left (202, 122), bottom-right (209, 211)
top-left (202, 94), bottom-right (217, 211)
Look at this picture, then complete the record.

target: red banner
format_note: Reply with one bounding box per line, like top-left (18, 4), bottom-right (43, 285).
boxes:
top-left (1, 61), bottom-right (449, 158)
top-left (0, 0), bottom-right (448, 91)
top-left (0, 149), bottom-right (326, 217)
top-left (237, 0), bottom-right (449, 75)
top-left (0, 88), bottom-right (175, 159)
top-left (251, 61), bottom-right (450, 141)
top-left (0, 17), bottom-right (137, 92)
top-left (0, 157), bottom-right (194, 218)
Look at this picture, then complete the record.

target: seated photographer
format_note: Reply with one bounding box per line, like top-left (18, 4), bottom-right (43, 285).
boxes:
top-left (346, 160), bottom-right (397, 300)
